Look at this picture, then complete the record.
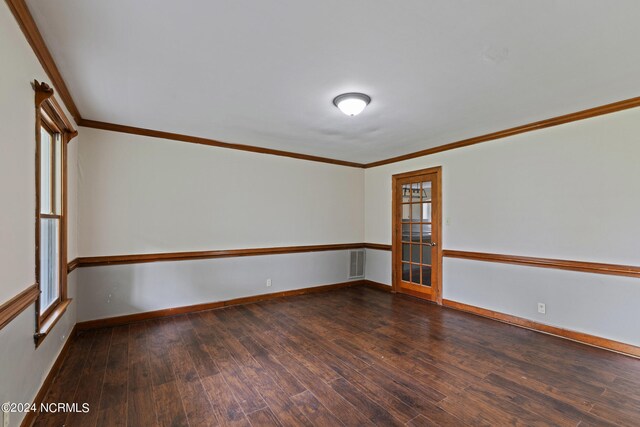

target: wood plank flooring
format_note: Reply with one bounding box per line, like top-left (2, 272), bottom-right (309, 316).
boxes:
top-left (34, 286), bottom-right (640, 426)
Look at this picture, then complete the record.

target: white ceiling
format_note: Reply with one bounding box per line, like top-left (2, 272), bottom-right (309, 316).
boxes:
top-left (28, 0), bottom-right (640, 163)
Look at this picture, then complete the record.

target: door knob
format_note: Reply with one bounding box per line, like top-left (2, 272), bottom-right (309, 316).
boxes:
top-left (429, 242), bottom-right (437, 246)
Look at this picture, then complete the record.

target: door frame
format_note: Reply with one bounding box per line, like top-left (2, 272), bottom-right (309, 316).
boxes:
top-left (391, 166), bottom-right (443, 305)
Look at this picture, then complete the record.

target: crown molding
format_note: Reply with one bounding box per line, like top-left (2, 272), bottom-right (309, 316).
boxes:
top-left (78, 119), bottom-right (365, 168)
top-left (6, 0), bottom-right (82, 123)
top-left (8, 0), bottom-right (640, 169)
top-left (80, 95), bottom-right (640, 170)
top-left (364, 96), bottom-right (640, 168)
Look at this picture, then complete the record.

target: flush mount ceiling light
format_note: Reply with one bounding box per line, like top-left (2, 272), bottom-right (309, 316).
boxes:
top-left (333, 92), bottom-right (371, 116)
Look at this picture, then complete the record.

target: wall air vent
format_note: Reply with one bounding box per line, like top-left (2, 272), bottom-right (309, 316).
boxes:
top-left (349, 249), bottom-right (365, 279)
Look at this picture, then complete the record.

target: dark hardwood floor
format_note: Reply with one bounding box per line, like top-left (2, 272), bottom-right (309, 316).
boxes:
top-left (34, 286), bottom-right (640, 426)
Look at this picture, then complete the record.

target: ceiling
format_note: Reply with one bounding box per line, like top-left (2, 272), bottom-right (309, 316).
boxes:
top-left (27, 0), bottom-right (640, 164)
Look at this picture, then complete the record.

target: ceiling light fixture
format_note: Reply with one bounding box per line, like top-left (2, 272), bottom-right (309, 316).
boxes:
top-left (333, 92), bottom-right (371, 116)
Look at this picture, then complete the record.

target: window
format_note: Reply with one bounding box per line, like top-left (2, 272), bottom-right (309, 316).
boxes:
top-left (33, 80), bottom-right (76, 344)
top-left (38, 122), bottom-right (63, 318)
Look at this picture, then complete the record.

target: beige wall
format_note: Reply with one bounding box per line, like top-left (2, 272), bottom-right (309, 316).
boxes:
top-left (0, 4), bottom-right (79, 426)
top-left (75, 127), bottom-right (365, 322)
top-left (365, 107), bottom-right (640, 262)
top-left (364, 107), bottom-right (640, 345)
top-left (78, 127), bottom-right (364, 256)
top-left (0, 5), bottom-right (45, 303)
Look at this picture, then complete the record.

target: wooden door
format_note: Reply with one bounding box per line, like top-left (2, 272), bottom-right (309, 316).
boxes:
top-left (392, 167), bottom-right (442, 303)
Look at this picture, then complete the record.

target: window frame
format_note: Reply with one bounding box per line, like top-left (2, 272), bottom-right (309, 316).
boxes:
top-left (33, 80), bottom-right (76, 346)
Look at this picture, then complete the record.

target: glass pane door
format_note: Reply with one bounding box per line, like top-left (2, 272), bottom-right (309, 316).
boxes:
top-left (400, 181), bottom-right (433, 287)
top-left (394, 168), bottom-right (441, 303)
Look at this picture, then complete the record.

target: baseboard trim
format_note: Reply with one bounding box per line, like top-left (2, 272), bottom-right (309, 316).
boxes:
top-left (442, 299), bottom-right (640, 359)
top-left (21, 324), bottom-right (78, 427)
top-left (77, 280), bottom-right (364, 330)
top-left (363, 280), bottom-right (393, 292)
top-left (22, 286), bottom-right (639, 427)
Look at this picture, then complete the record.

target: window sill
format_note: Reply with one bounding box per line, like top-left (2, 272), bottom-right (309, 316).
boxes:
top-left (35, 299), bottom-right (72, 347)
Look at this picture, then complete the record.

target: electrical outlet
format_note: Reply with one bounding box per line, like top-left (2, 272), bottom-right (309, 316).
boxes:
top-left (537, 303), bottom-right (546, 314)
top-left (3, 406), bottom-right (9, 427)
top-left (266, 279), bottom-right (272, 287)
